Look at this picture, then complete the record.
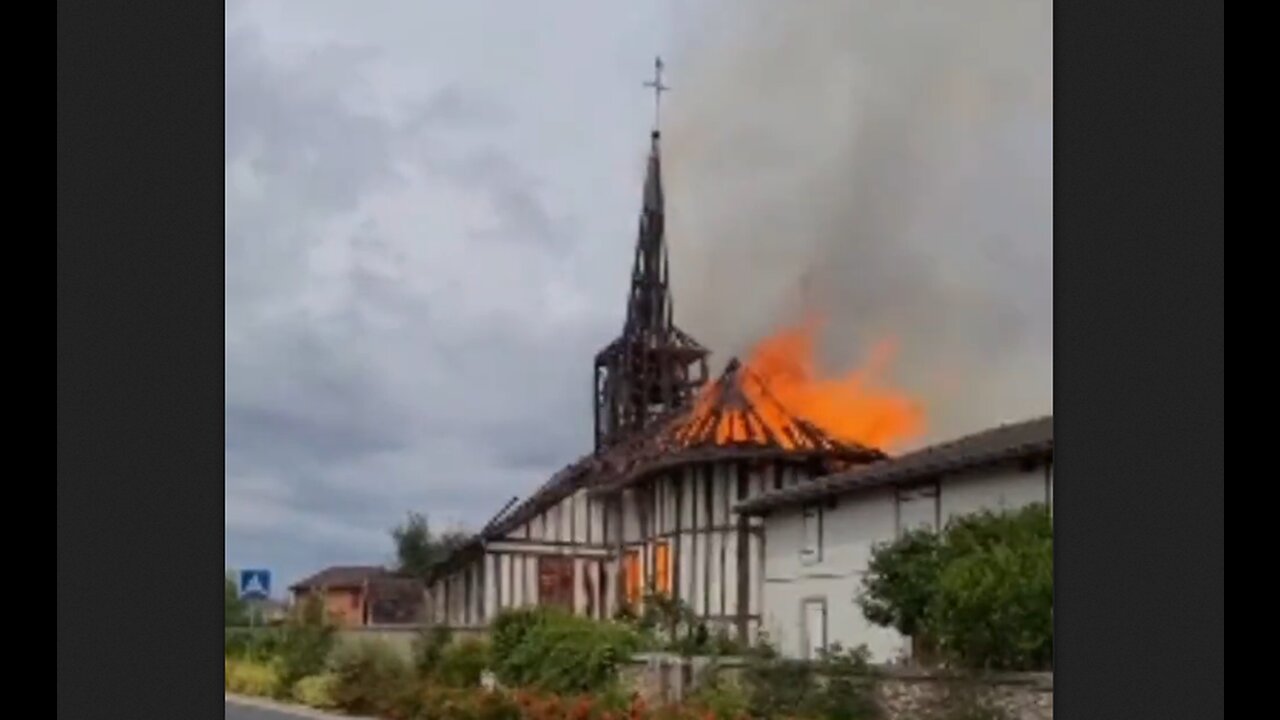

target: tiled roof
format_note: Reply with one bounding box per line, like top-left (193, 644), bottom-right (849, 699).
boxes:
top-left (289, 565), bottom-right (390, 592)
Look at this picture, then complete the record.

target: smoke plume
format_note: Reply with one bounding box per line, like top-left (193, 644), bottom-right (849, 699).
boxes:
top-left (663, 0), bottom-right (1053, 446)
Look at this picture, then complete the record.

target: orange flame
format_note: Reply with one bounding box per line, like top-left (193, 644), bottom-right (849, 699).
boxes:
top-left (720, 317), bottom-right (926, 452)
top-left (686, 313), bottom-right (926, 448)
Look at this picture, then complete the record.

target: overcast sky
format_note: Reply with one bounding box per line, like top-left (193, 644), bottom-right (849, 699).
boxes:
top-left (225, 0), bottom-right (1052, 591)
top-left (225, 0), bottom-right (711, 588)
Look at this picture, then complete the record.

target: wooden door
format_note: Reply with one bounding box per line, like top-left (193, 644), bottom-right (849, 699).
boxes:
top-left (537, 556), bottom-right (574, 611)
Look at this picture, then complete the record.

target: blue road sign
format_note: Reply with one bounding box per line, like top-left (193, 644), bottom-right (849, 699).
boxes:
top-left (239, 569), bottom-right (271, 600)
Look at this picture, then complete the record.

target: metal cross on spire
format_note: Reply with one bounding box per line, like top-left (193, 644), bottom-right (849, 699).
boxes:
top-left (643, 56), bottom-right (669, 131)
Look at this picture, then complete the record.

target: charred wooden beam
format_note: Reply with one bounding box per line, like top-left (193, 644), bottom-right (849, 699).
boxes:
top-left (480, 496), bottom-right (520, 536)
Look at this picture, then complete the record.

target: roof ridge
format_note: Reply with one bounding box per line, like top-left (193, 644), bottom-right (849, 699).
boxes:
top-left (737, 414), bottom-right (1053, 515)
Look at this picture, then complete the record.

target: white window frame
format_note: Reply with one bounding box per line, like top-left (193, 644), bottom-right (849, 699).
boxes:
top-left (801, 505), bottom-right (823, 565)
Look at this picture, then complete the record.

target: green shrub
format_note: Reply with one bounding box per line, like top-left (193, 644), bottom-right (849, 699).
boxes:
top-left (412, 625), bottom-right (454, 677)
top-left (808, 644), bottom-right (878, 720)
top-left (224, 628), bottom-right (253, 658)
top-left (738, 636), bottom-right (878, 720)
top-left (328, 640), bottom-right (415, 717)
top-left (706, 628), bottom-right (746, 657)
top-left (490, 607), bottom-right (642, 694)
top-left (686, 667), bottom-right (750, 720)
top-left (437, 637), bottom-right (492, 688)
top-left (225, 659), bottom-right (279, 697)
top-left (225, 628), bottom-right (283, 661)
top-left (489, 607), bottom-right (546, 666)
top-left (616, 590), bottom-right (749, 657)
top-left (741, 644), bottom-right (816, 719)
top-left (291, 673), bottom-right (338, 709)
top-left (226, 573), bottom-right (249, 627)
top-left (275, 596), bottom-right (336, 689)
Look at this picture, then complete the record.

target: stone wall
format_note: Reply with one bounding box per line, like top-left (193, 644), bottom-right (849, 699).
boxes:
top-left (623, 655), bottom-right (1052, 720)
top-left (333, 629), bottom-right (1052, 719)
top-left (874, 667), bottom-right (1052, 720)
top-left (619, 653), bottom-right (712, 705)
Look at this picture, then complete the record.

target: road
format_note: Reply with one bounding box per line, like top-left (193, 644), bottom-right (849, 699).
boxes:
top-left (225, 697), bottom-right (354, 720)
top-left (225, 702), bottom-right (300, 720)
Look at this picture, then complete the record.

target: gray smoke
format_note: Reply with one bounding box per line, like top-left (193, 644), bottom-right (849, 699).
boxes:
top-left (662, 0), bottom-right (1053, 446)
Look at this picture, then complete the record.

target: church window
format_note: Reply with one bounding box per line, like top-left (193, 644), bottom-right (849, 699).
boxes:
top-left (623, 550), bottom-right (643, 606)
top-left (802, 506), bottom-right (823, 564)
top-left (654, 541), bottom-right (672, 595)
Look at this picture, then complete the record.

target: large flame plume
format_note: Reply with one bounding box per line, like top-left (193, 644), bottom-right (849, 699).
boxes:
top-left (747, 315), bottom-right (926, 445)
top-left (680, 316), bottom-right (925, 453)
top-left (743, 317), bottom-right (924, 451)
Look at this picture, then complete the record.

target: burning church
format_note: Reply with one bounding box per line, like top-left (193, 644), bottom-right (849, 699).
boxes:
top-left (426, 109), bottom-right (908, 642)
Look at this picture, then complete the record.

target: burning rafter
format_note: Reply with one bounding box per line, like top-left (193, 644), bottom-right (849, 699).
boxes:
top-left (672, 358), bottom-right (860, 451)
top-left (589, 358), bottom-right (888, 495)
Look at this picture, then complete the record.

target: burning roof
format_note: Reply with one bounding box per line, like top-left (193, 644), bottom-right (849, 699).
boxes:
top-left (674, 358), bottom-right (865, 451)
top-left (588, 358), bottom-right (888, 495)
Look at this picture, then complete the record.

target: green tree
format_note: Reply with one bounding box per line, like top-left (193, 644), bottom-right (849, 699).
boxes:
top-left (929, 505), bottom-right (1053, 670)
top-left (390, 512), bottom-right (470, 580)
top-left (225, 571), bottom-right (248, 627)
top-left (858, 527), bottom-right (943, 639)
top-left (857, 503), bottom-right (1053, 671)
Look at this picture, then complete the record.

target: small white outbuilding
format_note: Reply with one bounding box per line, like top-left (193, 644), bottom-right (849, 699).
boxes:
top-left (736, 415), bottom-right (1053, 662)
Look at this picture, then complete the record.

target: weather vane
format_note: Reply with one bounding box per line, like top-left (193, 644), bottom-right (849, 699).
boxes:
top-left (643, 56), bottom-right (669, 131)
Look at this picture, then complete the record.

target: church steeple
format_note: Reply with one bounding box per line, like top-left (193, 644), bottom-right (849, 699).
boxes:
top-left (624, 130), bottom-right (673, 336)
top-left (593, 59), bottom-right (709, 451)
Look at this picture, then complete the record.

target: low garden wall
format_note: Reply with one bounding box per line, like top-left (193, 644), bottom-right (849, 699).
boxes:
top-left (334, 630), bottom-right (1053, 719)
top-left (622, 653), bottom-right (1052, 720)
top-left (333, 625), bottom-right (488, 660)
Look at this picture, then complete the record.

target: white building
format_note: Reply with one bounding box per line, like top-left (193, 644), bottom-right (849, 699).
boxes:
top-left (735, 415), bottom-right (1053, 662)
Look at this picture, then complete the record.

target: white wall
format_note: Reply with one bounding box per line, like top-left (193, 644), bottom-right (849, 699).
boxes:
top-left (761, 460), bottom-right (1051, 661)
top-left (939, 465), bottom-right (1047, 521)
top-left (762, 487), bottom-right (903, 660)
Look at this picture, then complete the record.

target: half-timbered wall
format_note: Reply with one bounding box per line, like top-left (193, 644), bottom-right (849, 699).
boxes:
top-left (617, 460), bottom-right (822, 643)
top-left (432, 485), bottom-right (614, 627)
top-left (430, 460), bottom-right (827, 635)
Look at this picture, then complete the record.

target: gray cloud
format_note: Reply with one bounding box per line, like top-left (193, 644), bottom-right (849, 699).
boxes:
top-left (223, 3), bottom-right (622, 588)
